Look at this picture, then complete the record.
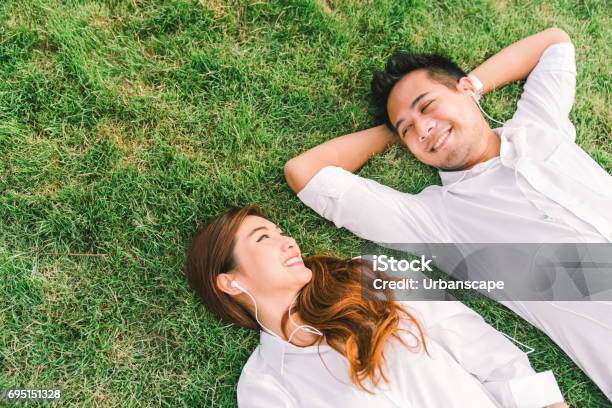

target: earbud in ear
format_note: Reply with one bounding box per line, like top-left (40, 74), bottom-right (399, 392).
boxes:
top-left (231, 280), bottom-right (243, 291)
top-left (468, 90), bottom-right (480, 102)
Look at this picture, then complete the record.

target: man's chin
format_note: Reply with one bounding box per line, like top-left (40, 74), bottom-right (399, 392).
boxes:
top-left (435, 156), bottom-right (469, 172)
top-left (437, 163), bottom-right (468, 172)
top-left (435, 148), bottom-right (472, 171)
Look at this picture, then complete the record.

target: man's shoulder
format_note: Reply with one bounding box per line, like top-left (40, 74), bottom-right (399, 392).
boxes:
top-left (501, 117), bottom-right (576, 145)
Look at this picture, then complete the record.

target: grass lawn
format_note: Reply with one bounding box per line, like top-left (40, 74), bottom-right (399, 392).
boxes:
top-left (1, 0), bottom-right (610, 406)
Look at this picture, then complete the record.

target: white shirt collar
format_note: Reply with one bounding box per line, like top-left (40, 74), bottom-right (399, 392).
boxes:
top-left (258, 330), bottom-right (332, 376)
top-left (438, 128), bottom-right (503, 186)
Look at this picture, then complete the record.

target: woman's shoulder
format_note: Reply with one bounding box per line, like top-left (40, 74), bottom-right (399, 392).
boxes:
top-left (238, 345), bottom-right (268, 381)
top-left (237, 346), bottom-right (295, 407)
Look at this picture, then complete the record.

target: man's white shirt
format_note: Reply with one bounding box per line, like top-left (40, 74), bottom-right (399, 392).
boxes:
top-left (296, 42), bottom-right (612, 400)
top-left (298, 43), bottom-right (612, 245)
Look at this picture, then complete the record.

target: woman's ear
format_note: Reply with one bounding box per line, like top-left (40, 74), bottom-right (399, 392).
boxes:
top-left (217, 273), bottom-right (243, 296)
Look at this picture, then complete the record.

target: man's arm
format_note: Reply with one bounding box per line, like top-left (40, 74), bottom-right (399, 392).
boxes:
top-left (284, 124), bottom-right (395, 193)
top-left (285, 28), bottom-right (572, 194)
top-left (469, 27), bottom-right (571, 95)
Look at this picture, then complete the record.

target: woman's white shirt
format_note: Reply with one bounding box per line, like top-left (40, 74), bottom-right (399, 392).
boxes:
top-left (236, 301), bottom-right (563, 408)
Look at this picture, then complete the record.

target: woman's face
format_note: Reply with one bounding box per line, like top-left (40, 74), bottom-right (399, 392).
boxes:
top-left (228, 215), bottom-right (312, 297)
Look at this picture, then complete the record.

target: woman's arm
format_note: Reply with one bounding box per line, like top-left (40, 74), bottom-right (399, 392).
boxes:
top-left (469, 27), bottom-right (571, 95)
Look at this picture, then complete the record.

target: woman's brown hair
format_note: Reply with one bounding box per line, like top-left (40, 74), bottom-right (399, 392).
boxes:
top-left (185, 205), bottom-right (427, 391)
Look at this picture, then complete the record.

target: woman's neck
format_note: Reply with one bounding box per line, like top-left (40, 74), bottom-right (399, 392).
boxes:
top-left (256, 293), bottom-right (323, 347)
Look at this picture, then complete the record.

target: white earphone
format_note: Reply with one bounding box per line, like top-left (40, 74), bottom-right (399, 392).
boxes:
top-left (231, 280), bottom-right (323, 343)
top-left (468, 90), bottom-right (505, 126)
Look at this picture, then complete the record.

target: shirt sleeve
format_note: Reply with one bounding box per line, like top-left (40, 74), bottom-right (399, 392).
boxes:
top-left (402, 301), bottom-right (565, 408)
top-left (506, 42), bottom-right (577, 142)
top-left (297, 166), bottom-right (448, 244)
top-left (237, 371), bottom-right (295, 408)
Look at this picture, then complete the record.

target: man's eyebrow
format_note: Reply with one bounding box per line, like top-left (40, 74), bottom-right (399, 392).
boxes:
top-left (394, 92), bottom-right (429, 131)
top-left (410, 92), bottom-right (429, 109)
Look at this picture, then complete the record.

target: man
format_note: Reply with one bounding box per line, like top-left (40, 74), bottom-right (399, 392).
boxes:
top-left (284, 28), bottom-right (612, 400)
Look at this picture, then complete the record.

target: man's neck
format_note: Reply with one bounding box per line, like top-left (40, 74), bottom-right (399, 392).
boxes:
top-left (464, 128), bottom-right (501, 170)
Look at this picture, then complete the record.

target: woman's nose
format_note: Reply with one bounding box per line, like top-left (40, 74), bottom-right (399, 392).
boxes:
top-left (281, 236), bottom-right (296, 251)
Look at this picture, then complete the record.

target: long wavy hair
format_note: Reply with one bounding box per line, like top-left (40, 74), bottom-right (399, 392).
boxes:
top-left (185, 205), bottom-right (427, 391)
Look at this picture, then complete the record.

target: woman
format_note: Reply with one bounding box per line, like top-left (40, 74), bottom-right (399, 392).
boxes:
top-left (185, 206), bottom-right (568, 407)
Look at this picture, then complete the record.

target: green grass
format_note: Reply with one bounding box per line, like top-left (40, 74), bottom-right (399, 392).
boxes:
top-left (1, 0), bottom-right (610, 406)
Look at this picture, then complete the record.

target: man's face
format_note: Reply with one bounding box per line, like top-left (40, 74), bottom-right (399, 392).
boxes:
top-left (387, 69), bottom-right (486, 171)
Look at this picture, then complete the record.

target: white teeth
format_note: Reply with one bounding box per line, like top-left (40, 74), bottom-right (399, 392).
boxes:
top-left (432, 129), bottom-right (450, 151)
top-left (283, 256), bottom-right (301, 267)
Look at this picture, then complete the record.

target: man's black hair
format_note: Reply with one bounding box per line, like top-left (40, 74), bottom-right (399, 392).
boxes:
top-left (371, 52), bottom-right (467, 131)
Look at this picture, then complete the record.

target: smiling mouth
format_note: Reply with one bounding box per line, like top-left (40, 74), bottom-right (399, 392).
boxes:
top-left (429, 127), bottom-right (452, 153)
top-left (283, 256), bottom-right (303, 267)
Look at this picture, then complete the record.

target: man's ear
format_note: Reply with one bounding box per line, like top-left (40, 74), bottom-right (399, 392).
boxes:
top-left (456, 76), bottom-right (481, 102)
top-left (217, 273), bottom-right (242, 296)
top-left (456, 76), bottom-right (478, 95)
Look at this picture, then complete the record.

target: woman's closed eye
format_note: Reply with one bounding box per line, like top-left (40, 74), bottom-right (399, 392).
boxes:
top-left (257, 230), bottom-right (285, 242)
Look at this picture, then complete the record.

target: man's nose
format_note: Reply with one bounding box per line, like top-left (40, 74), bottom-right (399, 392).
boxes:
top-left (416, 119), bottom-right (435, 142)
